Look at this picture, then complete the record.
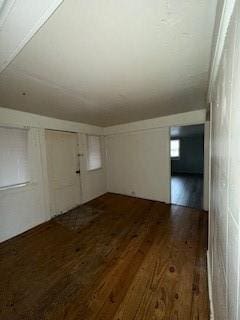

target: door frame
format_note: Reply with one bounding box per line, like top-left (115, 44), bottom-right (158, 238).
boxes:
top-left (168, 122), bottom-right (210, 210)
top-left (45, 129), bottom-right (82, 217)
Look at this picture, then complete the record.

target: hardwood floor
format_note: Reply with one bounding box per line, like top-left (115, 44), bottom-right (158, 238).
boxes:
top-left (0, 193), bottom-right (209, 319)
top-left (171, 174), bottom-right (203, 209)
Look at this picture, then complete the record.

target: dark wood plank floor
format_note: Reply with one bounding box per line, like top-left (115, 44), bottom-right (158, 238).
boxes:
top-left (0, 193), bottom-right (209, 320)
top-left (171, 174), bottom-right (203, 209)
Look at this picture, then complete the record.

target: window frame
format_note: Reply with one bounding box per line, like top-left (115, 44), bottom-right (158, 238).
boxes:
top-left (170, 139), bottom-right (180, 160)
top-left (0, 125), bottom-right (30, 191)
top-left (87, 135), bottom-right (102, 171)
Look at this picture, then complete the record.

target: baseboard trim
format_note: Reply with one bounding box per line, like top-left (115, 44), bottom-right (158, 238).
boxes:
top-left (207, 250), bottom-right (214, 320)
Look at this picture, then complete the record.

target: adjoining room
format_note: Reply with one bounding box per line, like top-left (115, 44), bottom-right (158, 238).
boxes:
top-left (170, 124), bottom-right (204, 209)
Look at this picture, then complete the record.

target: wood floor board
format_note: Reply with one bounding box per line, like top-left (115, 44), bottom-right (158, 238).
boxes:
top-left (171, 174), bottom-right (203, 209)
top-left (0, 193), bottom-right (209, 320)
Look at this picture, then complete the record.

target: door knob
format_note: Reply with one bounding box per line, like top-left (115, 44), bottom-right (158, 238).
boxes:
top-left (76, 170), bottom-right (80, 174)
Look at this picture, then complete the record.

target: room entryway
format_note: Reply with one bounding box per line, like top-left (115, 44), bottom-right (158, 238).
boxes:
top-left (170, 124), bottom-right (204, 209)
top-left (45, 130), bottom-right (82, 216)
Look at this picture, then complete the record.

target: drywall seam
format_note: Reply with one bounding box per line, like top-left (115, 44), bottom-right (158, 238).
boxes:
top-left (207, 250), bottom-right (215, 320)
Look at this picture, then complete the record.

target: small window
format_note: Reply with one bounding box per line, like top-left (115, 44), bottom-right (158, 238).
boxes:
top-left (0, 127), bottom-right (30, 189)
top-left (87, 135), bottom-right (102, 171)
top-left (171, 139), bottom-right (180, 159)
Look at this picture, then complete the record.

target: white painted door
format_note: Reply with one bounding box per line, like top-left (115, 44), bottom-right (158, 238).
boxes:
top-left (46, 130), bottom-right (81, 216)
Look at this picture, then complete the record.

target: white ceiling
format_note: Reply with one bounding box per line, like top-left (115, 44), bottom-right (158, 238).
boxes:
top-left (0, 0), bottom-right (217, 126)
top-left (0, 0), bottom-right (63, 73)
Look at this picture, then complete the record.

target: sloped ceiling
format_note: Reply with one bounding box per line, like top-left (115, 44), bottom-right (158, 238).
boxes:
top-left (0, 0), bottom-right (217, 126)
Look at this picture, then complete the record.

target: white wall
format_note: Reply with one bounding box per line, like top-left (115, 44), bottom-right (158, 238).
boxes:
top-left (0, 107), bottom-right (106, 242)
top-left (0, 128), bottom-right (48, 242)
top-left (78, 134), bottom-right (107, 203)
top-left (106, 128), bottom-right (170, 202)
top-left (105, 110), bottom-right (207, 203)
top-left (104, 109), bottom-right (206, 135)
top-left (208, 0), bottom-right (240, 319)
top-left (203, 122), bottom-right (210, 211)
top-left (0, 106), bottom-right (102, 134)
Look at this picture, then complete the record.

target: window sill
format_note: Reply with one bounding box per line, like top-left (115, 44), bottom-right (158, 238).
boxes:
top-left (0, 181), bottom-right (31, 192)
top-left (87, 167), bottom-right (103, 172)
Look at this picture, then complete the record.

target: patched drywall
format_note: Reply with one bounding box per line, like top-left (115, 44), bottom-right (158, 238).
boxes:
top-left (0, 0), bottom-right (217, 126)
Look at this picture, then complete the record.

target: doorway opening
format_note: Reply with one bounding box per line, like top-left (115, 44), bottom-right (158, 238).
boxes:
top-left (45, 130), bottom-right (82, 217)
top-left (170, 124), bottom-right (204, 209)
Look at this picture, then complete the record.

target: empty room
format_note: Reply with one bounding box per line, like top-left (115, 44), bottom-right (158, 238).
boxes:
top-left (0, 0), bottom-right (239, 319)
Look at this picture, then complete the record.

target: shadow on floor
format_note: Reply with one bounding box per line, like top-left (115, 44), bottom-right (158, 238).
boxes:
top-left (53, 205), bottom-right (103, 231)
top-left (171, 173), bottom-right (203, 209)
